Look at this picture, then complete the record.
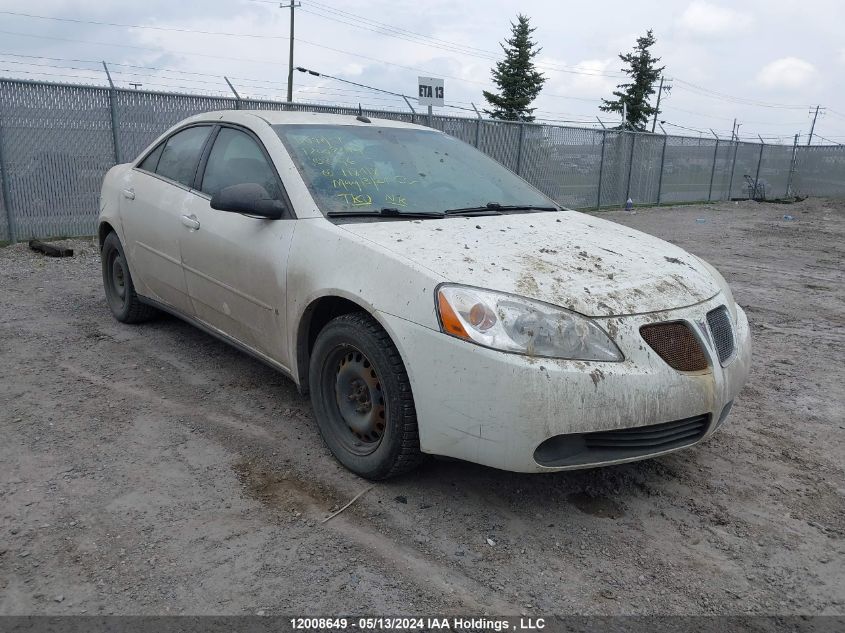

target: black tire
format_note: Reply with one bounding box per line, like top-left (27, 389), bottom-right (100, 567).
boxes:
top-left (101, 231), bottom-right (157, 323)
top-left (309, 312), bottom-right (425, 480)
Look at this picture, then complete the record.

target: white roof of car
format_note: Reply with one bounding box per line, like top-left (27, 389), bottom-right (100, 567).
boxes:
top-left (184, 109), bottom-right (432, 130)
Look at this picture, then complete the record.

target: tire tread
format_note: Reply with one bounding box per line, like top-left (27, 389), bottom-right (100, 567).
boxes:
top-left (102, 232), bottom-right (158, 324)
top-left (319, 312), bottom-right (426, 479)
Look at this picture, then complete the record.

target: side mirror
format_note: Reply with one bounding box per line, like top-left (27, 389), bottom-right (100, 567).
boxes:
top-left (210, 183), bottom-right (286, 219)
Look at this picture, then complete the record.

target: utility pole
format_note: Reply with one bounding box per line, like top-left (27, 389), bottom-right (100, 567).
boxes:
top-left (281, 1), bottom-right (301, 103)
top-left (622, 100), bottom-right (627, 129)
top-left (807, 105), bottom-right (823, 146)
top-left (730, 118), bottom-right (737, 141)
top-left (651, 75), bottom-right (664, 133)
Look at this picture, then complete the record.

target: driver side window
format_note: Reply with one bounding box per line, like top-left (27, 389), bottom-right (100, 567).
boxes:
top-left (201, 128), bottom-right (282, 201)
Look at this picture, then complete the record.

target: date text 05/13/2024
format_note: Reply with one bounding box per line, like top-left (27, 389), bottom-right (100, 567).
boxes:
top-left (289, 617), bottom-right (547, 630)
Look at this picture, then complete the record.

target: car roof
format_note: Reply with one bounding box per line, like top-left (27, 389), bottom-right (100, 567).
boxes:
top-left (181, 109), bottom-right (435, 131)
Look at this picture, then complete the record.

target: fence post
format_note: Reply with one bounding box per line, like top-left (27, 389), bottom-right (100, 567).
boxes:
top-left (102, 62), bottom-right (121, 163)
top-left (624, 131), bottom-right (637, 202)
top-left (707, 137), bottom-right (719, 201)
top-left (224, 77), bottom-right (242, 110)
top-left (753, 141), bottom-right (765, 200)
top-left (727, 141), bottom-right (739, 200)
top-left (515, 122), bottom-right (525, 176)
top-left (0, 104), bottom-right (16, 243)
top-left (596, 129), bottom-right (607, 209)
top-left (471, 102), bottom-right (482, 148)
top-left (786, 133), bottom-right (799, 197)
top-left (656, 132), bottom-right (668, 205)
top-left (402, 96), bottom-right (417, 125)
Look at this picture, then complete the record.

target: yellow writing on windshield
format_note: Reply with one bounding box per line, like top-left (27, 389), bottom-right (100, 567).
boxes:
top-left (336, 193), bottom-right (373, 207)
top-left (291, 133), bottom-right (423, 210)
top-left (385, 194), bottom-right (408, 207)
top-left (332, 177), bottom-right (386, 193)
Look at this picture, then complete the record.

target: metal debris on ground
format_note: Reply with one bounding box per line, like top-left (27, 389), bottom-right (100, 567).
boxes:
top-left (321, 486), bottom-right (374, 524)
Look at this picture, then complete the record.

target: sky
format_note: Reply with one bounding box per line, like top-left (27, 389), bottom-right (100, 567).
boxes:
top-left (2, 0), bottom-right (845, 144)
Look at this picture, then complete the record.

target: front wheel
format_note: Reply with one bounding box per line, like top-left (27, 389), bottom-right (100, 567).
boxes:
top-left (101, 231), bottom-right (157, 323)
top-left (309, 313), bottom-right (425, 479)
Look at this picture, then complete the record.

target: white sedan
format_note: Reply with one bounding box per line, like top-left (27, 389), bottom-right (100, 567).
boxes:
top-left (98, 110), bottom-right (751, 479)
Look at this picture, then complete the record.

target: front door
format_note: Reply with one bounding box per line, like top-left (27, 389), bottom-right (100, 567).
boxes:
top-left (178, 125), bottom-right (295, 366)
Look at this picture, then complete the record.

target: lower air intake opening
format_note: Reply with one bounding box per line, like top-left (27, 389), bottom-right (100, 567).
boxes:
top-left (534, 414), bottom-right (711, 468)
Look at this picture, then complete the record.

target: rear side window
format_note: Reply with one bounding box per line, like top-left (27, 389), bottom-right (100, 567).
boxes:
top-left (200, 127), bottom-right (282, 200)
top-left (138, 142), bottom-right (164, 172)
top-left (155, 126), bottom-right (211, 187)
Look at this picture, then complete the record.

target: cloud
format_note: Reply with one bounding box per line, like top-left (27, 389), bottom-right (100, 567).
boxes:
top-left (756, 57), bottom-right (817, 90)
top-left (678, 1), bottom-right (752, 37)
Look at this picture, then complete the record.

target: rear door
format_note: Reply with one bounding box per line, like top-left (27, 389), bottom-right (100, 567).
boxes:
top-left (121, 125), bottom-right (212, 314)
top-left (179, 124), bottom-right (295, 365)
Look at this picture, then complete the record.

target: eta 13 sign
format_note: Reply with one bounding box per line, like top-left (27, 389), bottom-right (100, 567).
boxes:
top-left (418, 76), bottom-right (444, 106)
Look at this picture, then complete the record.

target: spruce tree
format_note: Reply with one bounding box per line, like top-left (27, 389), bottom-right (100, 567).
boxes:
top-left (600, 29), bottom-right (668, 130)
top-left (482, 15), bottom-right (546, 122)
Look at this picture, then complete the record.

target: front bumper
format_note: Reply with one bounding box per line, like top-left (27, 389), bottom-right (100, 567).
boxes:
top-left (380, 293), bottom-right (751, 473)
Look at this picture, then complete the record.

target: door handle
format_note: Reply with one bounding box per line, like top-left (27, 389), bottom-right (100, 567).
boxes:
top-left (122, 188), bottom-right (135, 200)
top-left (181, 214), bottom-right (201, 231)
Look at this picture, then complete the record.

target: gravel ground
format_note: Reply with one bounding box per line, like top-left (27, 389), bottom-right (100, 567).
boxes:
top-left (0, 198), bottom-right (843, 616)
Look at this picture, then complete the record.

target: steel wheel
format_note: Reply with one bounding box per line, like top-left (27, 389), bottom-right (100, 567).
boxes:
top-left (100, 231), bottom-right (157, 323)
top-left (106, 248), bottom-right (127, 311)
top-left (309, 312), bottom-right (425, 479)
top-left (325, 345), bottom-right (386, 456)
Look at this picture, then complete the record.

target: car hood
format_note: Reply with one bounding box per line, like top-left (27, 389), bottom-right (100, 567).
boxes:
top-left (337, 211), bottom-right (720, 317)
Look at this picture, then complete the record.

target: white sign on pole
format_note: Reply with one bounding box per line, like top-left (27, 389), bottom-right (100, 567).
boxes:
top-left (417, 76), bottom-right (444, 107)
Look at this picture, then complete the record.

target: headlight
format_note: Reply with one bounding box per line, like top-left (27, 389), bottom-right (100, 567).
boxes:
top-left (436, 285), bottom-right (623, 361)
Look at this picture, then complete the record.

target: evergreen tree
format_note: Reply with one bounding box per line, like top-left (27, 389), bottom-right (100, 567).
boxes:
top-left (600, 29), bottom-right (668, 130)
top-left (482, 15), bottom-right (546, 122)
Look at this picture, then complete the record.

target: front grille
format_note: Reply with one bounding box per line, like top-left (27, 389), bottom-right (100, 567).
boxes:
top-left (534, 414), bottom-right (711, 467)
top-left (706, 305), bottom-right (735, 364)
top-left (640, 322), bottom-right (708, 371)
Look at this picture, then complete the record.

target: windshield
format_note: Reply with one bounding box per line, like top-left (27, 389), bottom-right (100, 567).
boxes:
top-left (273, 124), bottom-right (554, 216)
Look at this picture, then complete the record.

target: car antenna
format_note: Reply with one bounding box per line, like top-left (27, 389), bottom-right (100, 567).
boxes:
top-left (356, 103), bottom-right (371, 124)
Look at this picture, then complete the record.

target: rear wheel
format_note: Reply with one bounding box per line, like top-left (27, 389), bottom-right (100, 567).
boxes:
top-left (101, 231), bottom-right (157, 323)
top-left (309, 312), bottom-right (424, 479)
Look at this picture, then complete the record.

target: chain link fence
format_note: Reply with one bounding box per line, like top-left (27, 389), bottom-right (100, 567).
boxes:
top-left (1, 77), bottom-right (843, 242)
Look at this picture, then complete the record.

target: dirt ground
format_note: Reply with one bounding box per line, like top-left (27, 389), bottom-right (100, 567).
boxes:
top-left (0, 198), bottom-right (843, 617)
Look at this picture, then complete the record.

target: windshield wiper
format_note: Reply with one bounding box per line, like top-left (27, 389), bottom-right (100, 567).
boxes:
top-left (443, 202), bottom-right (559, 215)
top-left (327, 208), bottom-right (445, 219)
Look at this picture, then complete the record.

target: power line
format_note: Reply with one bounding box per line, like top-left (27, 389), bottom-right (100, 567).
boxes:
top-left (0, 10), bottom-right (290, 39)
top-left (298, 6), bottom-right (500, 61)
top-left (0, 8), bottom-right (626, 80)
top-left (300, 0), bottom-right (498, 57)
top-left (663, 102), bottom-right (813, 128)
top-left (1, 10), bottom-right (834, 123)
top-left (3, 9), bottom-right (823, 113)
top-left (0, 29), bottom-right (287, 64)
top-left (284, 3), bottom-right (628, 79)
top-left (294, 66), bottom-right (475, 112)
top-left (672, 78), bottom-right (810, 110)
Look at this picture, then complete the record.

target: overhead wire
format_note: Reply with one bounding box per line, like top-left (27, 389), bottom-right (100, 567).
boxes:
top-left (0, 9), bottom-right (838, 136)
top-left (1, 10), bottom-right (811, 113)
